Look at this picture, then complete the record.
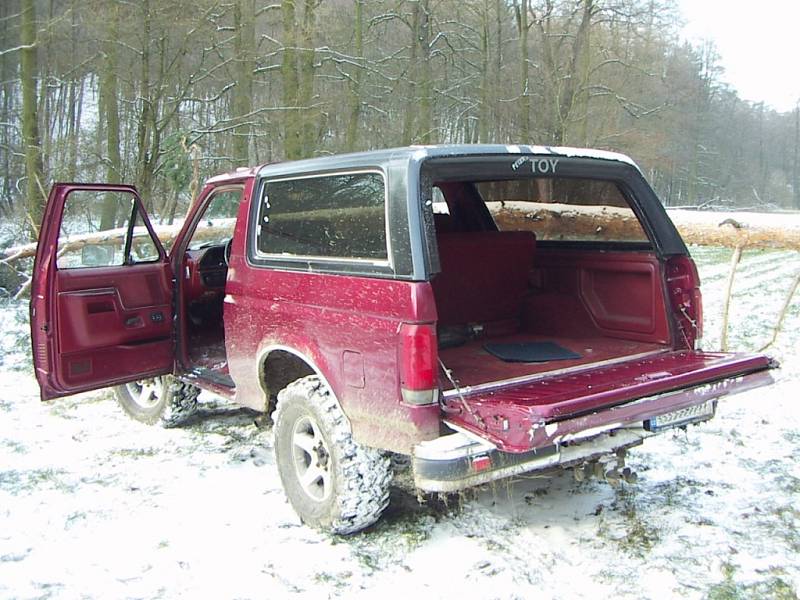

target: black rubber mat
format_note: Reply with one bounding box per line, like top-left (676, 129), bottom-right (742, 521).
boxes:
top-left (483, 341), bottom-right (582, 363)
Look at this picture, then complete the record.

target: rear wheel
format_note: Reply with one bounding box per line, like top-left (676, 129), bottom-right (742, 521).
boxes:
top-left (273, 375), bottom-right (392, 534)
top-left (114, 376), bottom-right (199, 427)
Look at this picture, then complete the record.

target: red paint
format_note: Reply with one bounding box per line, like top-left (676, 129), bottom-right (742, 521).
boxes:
top-left (444, 351), bottom-right (774, 452)
top-left (32, 154), bottom-right (774, 460)
top-left (529, 249), bottom-right (671, 344)
top-left (432, 231), bottom-right (536, 327)
top-left (665, 255), bottom-right (703, 347)
top-left (219, 183), bottom-right (440, 451)
top-left (439, 334), bottom-right (662, 389)
top-left (31, 184), bottom-right (173, 399)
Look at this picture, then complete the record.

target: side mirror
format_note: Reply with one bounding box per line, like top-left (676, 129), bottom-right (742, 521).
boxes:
top-left (81, 244), bottom-right (115, 267)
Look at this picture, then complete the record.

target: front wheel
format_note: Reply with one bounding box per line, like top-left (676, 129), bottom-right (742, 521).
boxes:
top-left (273, 376), bottom-right (392, 534)
top-left (114, 376), bottom-right (199, 427)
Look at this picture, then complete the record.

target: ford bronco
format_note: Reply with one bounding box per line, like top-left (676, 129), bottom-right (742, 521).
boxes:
top-left (30, 145), bottom-right (776, 534)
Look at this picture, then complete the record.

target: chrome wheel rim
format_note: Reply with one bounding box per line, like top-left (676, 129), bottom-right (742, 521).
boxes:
top-left (291, 415), bottom-right (331, 502)
top-left (124, 378), bottom-right (164, 409)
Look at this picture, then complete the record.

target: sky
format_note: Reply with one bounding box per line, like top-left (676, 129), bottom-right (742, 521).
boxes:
top-left (677, 0), bottom-right (800, 113)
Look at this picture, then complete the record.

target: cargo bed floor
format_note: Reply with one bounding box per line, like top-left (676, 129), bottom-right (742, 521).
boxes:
top-left (438, 333), bottom-right (666, 390)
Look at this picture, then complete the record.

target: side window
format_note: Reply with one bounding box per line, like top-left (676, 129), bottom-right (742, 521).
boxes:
top-left (477, 178), bottom-right (650, 243)
top-left (187, 188), bottom-right (242, 250)
top-left (56, 190), bottom-right (160, 269)
top-left (257, 172), bottom-right (387, 260)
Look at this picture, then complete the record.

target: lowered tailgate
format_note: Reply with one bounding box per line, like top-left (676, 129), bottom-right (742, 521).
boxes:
top-left (441, 351), bottom-right (776, 453)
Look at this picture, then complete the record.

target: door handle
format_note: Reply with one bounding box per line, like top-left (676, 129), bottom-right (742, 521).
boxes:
top-left (124, 316), bottom-right (143, 328)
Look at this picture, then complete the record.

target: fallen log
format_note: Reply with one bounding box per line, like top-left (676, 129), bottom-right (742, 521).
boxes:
top-left (490, 205), bottom-right (800, 251)
top-left (3, 208), bottom-right (800, 265)
top-left (0, 221), bottom-right (224, 264)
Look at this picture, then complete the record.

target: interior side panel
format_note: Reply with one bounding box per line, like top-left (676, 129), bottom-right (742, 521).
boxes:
top-left (529, 249), bottom-right (671, 344)
top-left (579, 262), bottom-right (659, 334)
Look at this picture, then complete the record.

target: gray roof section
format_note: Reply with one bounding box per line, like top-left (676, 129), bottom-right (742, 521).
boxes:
top-left (256, 144), bottom-right (639, 178)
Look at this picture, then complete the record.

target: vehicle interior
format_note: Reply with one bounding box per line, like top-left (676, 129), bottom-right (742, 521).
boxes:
top-left (428, 174), bottom-right (678, 391)
top-left (175, 169), bottom-right (685, 398)
top-left (178, 187), bottom-right (241, 386)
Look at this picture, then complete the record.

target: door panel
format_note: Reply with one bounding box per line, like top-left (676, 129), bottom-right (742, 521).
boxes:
top-left (31, 184), bottom-right (175, 400)
top-left (56, 265), bottom-right (172, 353)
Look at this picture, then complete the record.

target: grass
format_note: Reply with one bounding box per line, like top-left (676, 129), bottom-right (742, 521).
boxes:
top-left (1, 438), bottom-right (26, 453)
top-left (0, 468), bottom-right (75, 495)
top-left (706, 562), bottom-right (798, 600)
top-left (109, 446), bottom-right (160, 459)
top-left (596, 487), bottom-right (660, 558)
top-left (312, 570), bottom-right (352, 588)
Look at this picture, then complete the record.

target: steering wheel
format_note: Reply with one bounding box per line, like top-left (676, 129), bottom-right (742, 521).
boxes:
top-left (223, 238), bottom-right (233, 267)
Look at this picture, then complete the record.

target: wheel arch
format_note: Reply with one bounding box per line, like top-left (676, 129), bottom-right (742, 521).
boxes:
top-left (257, 344), bottom-right (334, 415)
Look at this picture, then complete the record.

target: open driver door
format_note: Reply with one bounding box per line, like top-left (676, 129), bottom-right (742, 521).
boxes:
top-left (30, 184), bottom-right (175, 400)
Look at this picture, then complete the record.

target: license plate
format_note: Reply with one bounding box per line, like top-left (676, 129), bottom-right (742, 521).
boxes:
top-left (645, 400), bottom-right (716, 432)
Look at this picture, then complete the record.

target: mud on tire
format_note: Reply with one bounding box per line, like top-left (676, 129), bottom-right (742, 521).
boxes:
top-left (114, 375), bottom-right (199, 428)
top-left (273, 375), bottom-right (392, 534)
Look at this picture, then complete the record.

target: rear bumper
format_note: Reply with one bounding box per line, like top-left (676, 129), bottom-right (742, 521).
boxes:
top-left (413, 368), bottom-right (775, 492)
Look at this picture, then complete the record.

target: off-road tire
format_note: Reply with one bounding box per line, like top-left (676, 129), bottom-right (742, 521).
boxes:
top-left (114, 376), bottom-right (199, 428)
top-left (273, 375), bottom-right (392, 534)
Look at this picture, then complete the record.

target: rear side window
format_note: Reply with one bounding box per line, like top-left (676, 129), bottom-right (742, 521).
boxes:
top-left (477, 178), bottom-right (648, 243)
top-left (257, 171), bottom-right (388, 260)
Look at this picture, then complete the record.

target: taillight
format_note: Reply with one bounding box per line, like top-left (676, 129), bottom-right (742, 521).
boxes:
top-left (399, 323), bottom-right (439, 405)
top-left (665, 255), bottom-right (703, 349)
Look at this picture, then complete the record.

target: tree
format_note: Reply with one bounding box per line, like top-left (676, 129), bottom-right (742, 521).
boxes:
top-left (99, 0), bottom-right (122, 229)
top-left (282, 0), bottom-right (301, 159)
top-left (20, 0), bottom-right (45, 235)
top-left (794, 102), bottom-right (799, 209)
top-left (232, 0), bottom-right (255, 165)
top-left (514, 0), bottom-right (531, 142)
top-left (344, 0), bottom-right (364, 151)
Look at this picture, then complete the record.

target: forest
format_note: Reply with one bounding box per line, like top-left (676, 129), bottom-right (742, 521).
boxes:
top-left (1, 0), bottom-right (799, 242)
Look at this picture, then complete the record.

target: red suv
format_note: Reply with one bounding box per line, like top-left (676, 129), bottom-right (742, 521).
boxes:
top-left (30, 145), bottom-right (776, 533)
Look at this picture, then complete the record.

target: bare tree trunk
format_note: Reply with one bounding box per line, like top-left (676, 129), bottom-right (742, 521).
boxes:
top-left (401, 1), bottom-right (420, 145)
top-left (494, 0), bottom-right (503, 140)
top-left (232, 0), bottom-right (255, 165)
top-left (298, 0), bottom-right (319, 156)
top-left (554, 0), bottom-right (593, 145)
top-left (759, 269), bottom-right (800, 351)
top-left (20, 0), bottom-right (45, 236)
top-left (720, 243), bottom-right (744, 352)
top-left (65, 0), bottom-right (79, 181)
top-left (282, 0), bottom-right (301, 159)
top-left (794, 102), bottom-right (799, 210)
top-left (515, 0), bottom-right (530, 142)
top-left (100, 1), bottom-right (122, 229)
top-left (136, 0), bottom-right (155, 209)
top-left (0, 0), bottom-right (14, 215)
top-left (416, 0), bottom-right (433, 143)
top-left (344, 0), bottom-right (364, 151)
top-left (478, 4), bottom-right (489, 143)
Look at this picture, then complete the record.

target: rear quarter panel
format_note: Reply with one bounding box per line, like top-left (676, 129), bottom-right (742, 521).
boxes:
top-left (224, 191), bottom-right (440, 454)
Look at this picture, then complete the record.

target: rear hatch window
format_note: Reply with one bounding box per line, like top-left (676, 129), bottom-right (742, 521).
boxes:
top-left (476, 177), bottom-right (650, 244)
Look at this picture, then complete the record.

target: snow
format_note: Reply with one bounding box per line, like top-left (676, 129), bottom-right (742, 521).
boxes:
top-left (490, 201), bottom-right (637, 219)
top-left (668, 209), bottom-right (800, 230)
top-left (2, 233), bottom-right (800, 598)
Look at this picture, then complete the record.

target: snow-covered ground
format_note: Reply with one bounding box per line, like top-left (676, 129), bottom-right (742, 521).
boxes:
top-left (1, 248), bottom-right (799, 599)
top-left (668, 209), bottom-right (800, 230)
